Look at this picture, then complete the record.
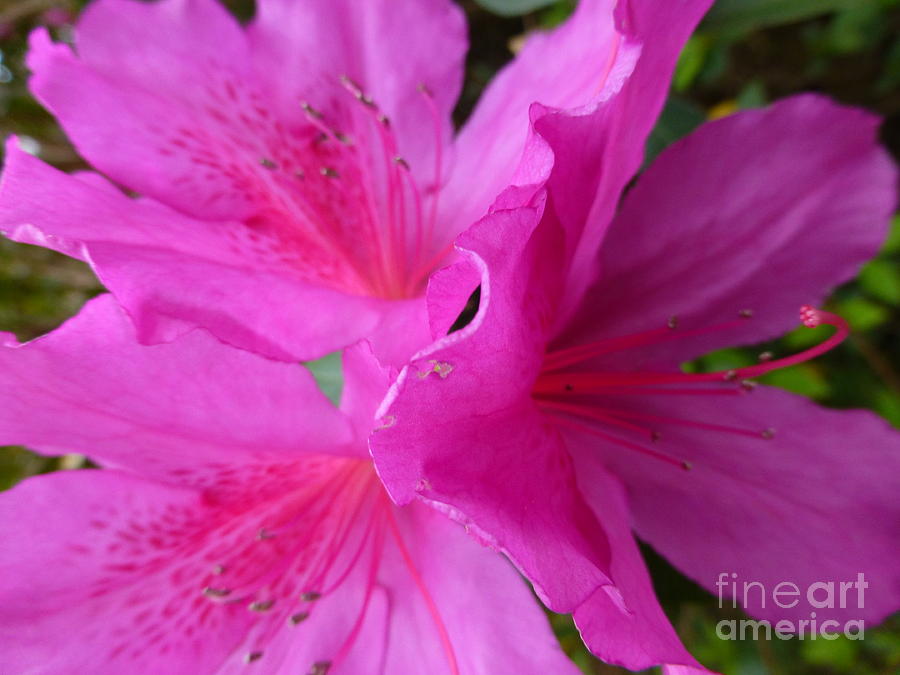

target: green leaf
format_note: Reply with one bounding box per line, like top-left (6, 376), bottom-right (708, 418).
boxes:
top-left (874, 389), bottom-right (900, 428)
top-left (858, 259), bottom-right (900, 306)
top-left (759, 364), bottom-right (831, 399)
top-left (701, 0), bottom-right (856, 37)
top-left (833, 296), bottom-right (890, 331)
top-left (303, 352), bottom-right (343, 406)
top-left (673, 36), bottom-right (711, 92)
top-left (473, 0), bottom-right (560, 17)
top-left (882, 215), bottom-right (900, 254)
top-left (645, 96), bottom-right (706, 165)
top-left (735, 79), bottom-right (768, 108)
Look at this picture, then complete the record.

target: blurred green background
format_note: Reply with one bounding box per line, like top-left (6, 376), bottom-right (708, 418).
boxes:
top-left (0, 0), bottom-right (898, 673)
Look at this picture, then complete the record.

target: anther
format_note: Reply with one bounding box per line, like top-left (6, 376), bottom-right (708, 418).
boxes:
top-left (417, 83), bottom-right (433, 97)
top-left (289, 611), bottom-right (310, 625)
top-left (202, 586), bottom-right (231, 598)
top-left (300, 102), bottom-right (323, 120)
top-left (758, 351), bottom-right (774, 362)
top-left (681, 461), bottom-right (693, 471)
top-left (309, 662), bottom-right (332, 675)
top-left (256, 528), bottom-right (275, 540)
top-left (335, 132), bottom-right (352, 145)
top-left (300, 591), bottom-right (321, 602)
top-left (248, 600), bottom-right (275, 612)
top-left (320, 167), bottom-right (340, 179)
top-left (393, 156), bottom-right (410, 170)
top-left (800, 305), bottom-right (823, 328)
top-left (244, 651), bottom-right (263, 664)
top-left (761, 428), bottom-right (776, 440)
top-left (740, 380), bottom-right (758, 392)
top-left (377, 114), bottom-right (391, 127)
top-left (293, 169), bottom-right (306, 180)
top-left (211, 564), bottom-right (225, 575)
top-left (259, 158), bottom-right (277, 170)
top-left (723, 369), bottom-right (738, 382)
top-left (738, 309), bottom-right (754, 318)
top-left (667, 315), bottom-right (679, 330)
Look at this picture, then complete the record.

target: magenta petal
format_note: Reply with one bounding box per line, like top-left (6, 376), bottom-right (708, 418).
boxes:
top-left (0, 470), bottom-right (254, 674)
top-left (0, 295), bottom-right (357, 475)
top-left (535, 0), bottom-right (714, 323)
top-left (443, 0), bottom-right (638, 236)
top-left (372, 204), bottom-right (614, 613)
top-left (570, 458), bottom-right (703, 671)
top-left (29, 0), bottom-right (464, 220)
top-left (558, 96), bottom-right (898, 366)
top-left (581, 386), bottom-right (900, 626)
top-left (664, 666), bottom-right (720, 675)
top-left (379, 502), bottom-right (580, 674)
top-left (250, 0), bottom-right (466, 182)
top-left (0, 144), bottom-right (430, 363)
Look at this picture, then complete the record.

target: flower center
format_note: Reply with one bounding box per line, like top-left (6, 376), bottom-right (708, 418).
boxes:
top-left (245, 77), bottom-right (451, 300)
top-left (533, 306), bottom-right (849, 470)
top-left (197, 459), bottom-right (387, 669)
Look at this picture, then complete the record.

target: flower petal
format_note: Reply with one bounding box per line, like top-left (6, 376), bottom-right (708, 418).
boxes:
top-left (372, 202), bottom-right (614, 614)
top-left (483, 0), bottom-right (713, 323)
top-left (442, 0), bottom-right (638, 235)
top-left (29, 0), bottom-right (465, 223)
top-left (571, 386), bottom-right (900, 626)
top-left (557, 96), bottom-right (898, 367)
top-left (0, 144), bottom-right (431, 363)
top-left (0, 470), bottom-right (254, 674)
top-left (0, 459), bottom-right (396, 674)
top-left (249, 0), bottom-right (467, 181)
top-left (378, 502), bottom-right (581, 674)
top-left (569, 457), bottom-right (705, 670)
top-left (0, 295), bottom-right (357, 476)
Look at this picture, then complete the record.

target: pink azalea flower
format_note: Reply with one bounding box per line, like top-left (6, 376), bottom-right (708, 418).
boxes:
top-left (370, 82), bottom-right (900, 674)
top-left (1, 0), bottom-right (651, 365)
top-left (0, 295), bottom-right (578, 674)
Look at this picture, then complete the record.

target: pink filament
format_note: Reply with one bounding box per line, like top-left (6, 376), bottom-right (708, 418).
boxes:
top-left (538, 306), bottom-right (849, 394)
top-left (549, 413), bottom-right (689, 470)
top-left (385, 508), bottom-right (461, 675)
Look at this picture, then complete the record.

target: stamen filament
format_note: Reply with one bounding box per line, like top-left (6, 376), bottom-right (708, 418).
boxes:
top-left (548, 412), bottom-right (690, 470)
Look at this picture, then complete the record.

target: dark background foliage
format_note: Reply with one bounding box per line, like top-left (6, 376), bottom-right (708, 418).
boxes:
top-left (0, 0), bottom-right (897, 672)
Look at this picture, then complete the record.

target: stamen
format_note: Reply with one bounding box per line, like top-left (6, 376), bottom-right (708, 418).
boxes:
top-left (548, 412), bottom-right (690, 470)
top-left (417, 83), bottom-right (445, 274)
top-left (541, 306), bottom-right (848, 389)
top-left (540, 400), bottom-right (656, 439)
top-left (300, 101), bottom-right (323, 120)
top-left (244, 651), bottom-right (263, 664)
top-left (543, 314), bottom-right (750, 372)
top-left (581, 407), bottom-right (776, 440)
top-left (289, 611), bottom-right (310, 625)
top-left (385, 508), bottom-right (461, 675)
